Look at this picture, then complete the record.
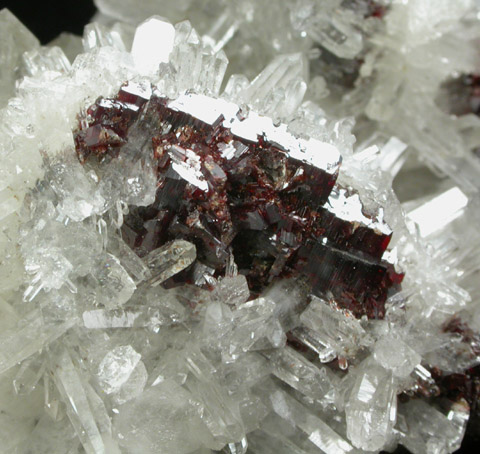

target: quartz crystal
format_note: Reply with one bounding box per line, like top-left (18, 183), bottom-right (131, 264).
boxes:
top-left (1, 2), bottom-right (480, 454)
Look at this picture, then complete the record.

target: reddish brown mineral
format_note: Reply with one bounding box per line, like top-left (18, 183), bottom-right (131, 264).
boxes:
top-left (74, 82), bottom-right (403, 319)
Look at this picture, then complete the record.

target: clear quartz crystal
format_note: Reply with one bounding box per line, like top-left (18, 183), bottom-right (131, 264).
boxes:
top-left (373, 335), bottom-right (421, 378)
top-left (114, 380), bottom-right (218, 454)
top-left (268, 387), bottom-right (356, 454)
top-left (241, 53), bottom-right (307, 119)
top-left (91, 253), bottom-right (136, 309)
top-left (49, 345), bottom-right (119, 454)
top-left (299, 296), bottom-right (371, 361)
top-left (345, 359), bottom-right (397, 451)
top-left (21, 46), bottom-right (71, 77)
top-left (82, 292), bottom-right (186, 330)
top-left (97, 345), bottom-right (141, 394)
top-left (265, 346), bottom-right (338, 405)
top-left (398, 399), bottom-right (469, 454)
top-left (83, 22), bottom-right (127, 52)
top-left (13, 354), bottom-right (46, 395)
top-left (113, 360), bottom-right (148, 405)
top-left (212, 275), bottom-right (250, 306)
top-left (131, 16), bottom-right (175, 74)
top-left (183, 346), bottom-right (246, 445)
top-left (145, 240), bottom-right (196, 286)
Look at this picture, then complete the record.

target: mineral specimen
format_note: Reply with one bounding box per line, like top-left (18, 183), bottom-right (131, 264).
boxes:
top-left (1, 1), bottom-right (480, 454)
top-left (73, 84), bottom-right (402, 322)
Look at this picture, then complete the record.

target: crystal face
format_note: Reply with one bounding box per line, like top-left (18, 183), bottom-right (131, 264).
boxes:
top-left (2, 2), bottom-right (480, 454)
top-left (74, 84), bottom-right (402, 319)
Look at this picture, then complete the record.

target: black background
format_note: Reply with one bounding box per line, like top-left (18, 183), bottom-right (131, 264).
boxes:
top-left (3, 0), bottom-right (96, 44)
top-left (1, 0), bottom-right (478, 453)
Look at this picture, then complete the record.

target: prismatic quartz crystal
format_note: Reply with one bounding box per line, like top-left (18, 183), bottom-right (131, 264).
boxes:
top-left (1, 1), bottom-right (480, 454)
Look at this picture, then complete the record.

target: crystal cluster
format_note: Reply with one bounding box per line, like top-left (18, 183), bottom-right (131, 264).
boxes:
top-left (1, 1), bottom-right (480, 454)
top-left (74, 84), bottom-right (402, 321)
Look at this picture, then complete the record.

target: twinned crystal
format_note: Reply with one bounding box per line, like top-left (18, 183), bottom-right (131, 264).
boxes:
top-left (1, 1), bottom-right (480, 454)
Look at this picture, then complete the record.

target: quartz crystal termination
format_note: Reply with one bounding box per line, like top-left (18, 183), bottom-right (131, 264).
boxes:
top-left (74, 82), bottom-right (403, 319)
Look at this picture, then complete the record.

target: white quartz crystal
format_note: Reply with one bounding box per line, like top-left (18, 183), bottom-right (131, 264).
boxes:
top-left (97, 345), bottom-right (141, 394)
top-left (132, 17), bottom-right (175, 74)
top-left (345, 359), bottom-right (397, 451)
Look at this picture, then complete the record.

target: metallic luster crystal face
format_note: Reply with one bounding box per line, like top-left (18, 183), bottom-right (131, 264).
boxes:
top-left (74, 82), bottom-right (403, 319)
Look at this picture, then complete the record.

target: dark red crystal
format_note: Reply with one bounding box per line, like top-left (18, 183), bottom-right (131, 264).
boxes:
top-left (74, 82), bottom-right (403, 319)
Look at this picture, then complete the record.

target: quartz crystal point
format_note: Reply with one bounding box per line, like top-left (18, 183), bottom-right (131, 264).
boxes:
top-left (265, 386), bottom-right (357, 454)
top-left (131, 17), bottom-right (175, 74)
top-left (144, 240), bottom-right (197, 286)
top-left (345, 359), bottom-right (397, 451)
top-left (49, 345), bottom-right (120, 454)
top-left (297, 296), bottom-right (371, 362)
top-left (264, 346), bottom-right (338, 405)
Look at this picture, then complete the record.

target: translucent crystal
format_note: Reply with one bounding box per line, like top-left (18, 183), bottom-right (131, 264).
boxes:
top-left (212, 275), bottom-right (250, 306)
top-left (373, 335), bottom-right (421, 378)
top-left (113, 379), bottom-right (216, 454)
top-left (113, 360), bottom-right (148, 405)
top-left (0, 9), bottom-right (40, 105)
top-left (299, 296), bottom-right (371, 361)
top-left (145, 240), bottom-right (196, 286)
top-left (225, 298), bottom-right (286, 359)
top-left (268, 387), bottom-right (356, 454)
top-left (15, 414), bottom-right (80, 454)
top-left (0, 309), bottom-right (76, 375)
top-left (21, 46), bottom-right (71, 78)
top-left (220, 438), bottom-right (248, 454)
top-left (407, 187), bottom-right (469, 237)
top-left (345, 359), bottom-right (397, 451)
top-left (398, 399), bottom-right (469, 454)
top-left (289, 0), bottom-right (364, 58)
top-left (0, 365), bottom-right (44, 452)
top-left (265, 346), bottom-right (338, 405)
top-left (106, 234), bottom-right (149, 284)
top-left (4, 3), bottom-right (480, 452)
top-left (241, 53), bottom-right (308, 118)
top-left (131, 16), bottom-right (175, 74)
top-left (43, 373), bottom-right (66, 422)
top-left (83, 22), bottom-right (127, 52)
top-left (47, 156), bottom-right (106, 222)
top-left (97, 345), bottom-right (141, 394)
top-left (182, 346), bottom-right (245, 445)
top-left (13, 353), bottom-right (46, 395)
top-left (83, 291), bottom-right (187, 330)
top-left (50, 346), bottom-right (119, 454)
top-left (90, 253), bottom-right (136, 309)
